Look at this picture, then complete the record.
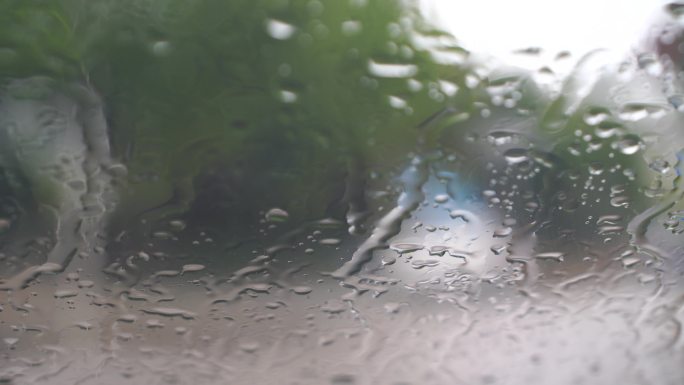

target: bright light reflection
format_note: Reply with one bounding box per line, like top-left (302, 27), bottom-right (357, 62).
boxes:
top-left (420, 0), bottom-right (668, 68)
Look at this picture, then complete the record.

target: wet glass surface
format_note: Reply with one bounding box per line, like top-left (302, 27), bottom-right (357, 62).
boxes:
top-left (1, 1), bottom-right (684, 384)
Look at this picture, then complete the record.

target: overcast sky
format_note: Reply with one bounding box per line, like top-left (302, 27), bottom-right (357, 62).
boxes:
top-left (419, 0), bottom-right (669, 63)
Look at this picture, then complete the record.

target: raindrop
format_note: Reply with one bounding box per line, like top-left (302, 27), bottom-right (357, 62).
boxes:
top-left (291, 286), bottom-right (313, 295)
top-left (598, 225), bottom-right (624, 235)
top-left (621, 257), bottom-right (641, 268)
top-left (389, 243), bottom-right (424, 253)
top-left (142, 307), bottom-right (196, 319)
top-left (152, 231), bottom-right (173, 240)
top-left (265, 208), bottom-right (289, 222)
top-left (368, 60), bottom-right (417, 78)
top-left (388, 95), bottom-right (407, 109)
top-left (181, 264), bottom-right (205, 275)
top-left (610, 196), bottom-right (630, 208)
top-left (342, 20), bottom-right (362, 36)
top-left (76, 322), bottom-right (93, 330)
top-left (411, 259), bottom-right (440, 269)
top-left (493, 227), bottom-right (513, 238)
top-left (321, 300), bottom-right (346, 314)
top-left (614, 135), bottom-right (641, 155)
top-left (583, 106), bottom-right (611, 125)
top-left (319, 238), bottom-right (341, 246)
top-left (534, 252), bottom-right (565, 262)
top-left (54, 290), bottom-right (78, 299)
top-left (266, 19), bottom-right (297, 40)
top-left (0, 218), bottom-right (11, 233)
top-left (3, 338), bottom-right (18, 349)
top-left (407, 78), bottom-right (423, 92)
top-left (118, 314), bottom-right (137, 323)
top-left (503, 148), bottom-right (529, 164)
top-left (439, 80), bottom-right (459, 96)
top-left (588, 162), bottom-right (604, 175)
top-left (383, 302), bottom-right (403, 314)
top-left (668, 95), bottom-right (684, 111)
top-left (618, 103), bottom-right (668, 121)
top-left (377, 256), bottom-right (396, 269)
top-left (279, 90), bottom-right (298, 103)
top-left (145, 320), bottom-right (165, 329)
top-left (151, 41), bottom-right (172, 57)
top-left (649, 159), bottom-right (671, 174)
top-left (594, 121), bottom-right (622, 138)
top-left (596, 215), bottom-right (622, 225)
top-left (487, 131), bottom-right (515, 146)
top-left (449, 209), bottom-right (471, 222)
top-left (490, 244), bottom-right (507, 255)
top-left (77, 280), bottom-right (95, 289)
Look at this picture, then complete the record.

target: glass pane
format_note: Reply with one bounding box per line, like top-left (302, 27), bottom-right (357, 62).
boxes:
top-left (1, 1), bottom-right (683, 384)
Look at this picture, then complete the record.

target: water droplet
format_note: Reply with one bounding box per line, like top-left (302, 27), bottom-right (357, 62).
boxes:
top-left (588, 162), bottom-right (604, 175)
top-left (77, 280), bottom-right (94, 289)
top-left (389, 243), bottom-right (424, 253)
top-left (449, 209), bottom-right (471, 222)
top-left (76, 321), bottom-right (93, 330)
top-left (266, 19), bottom-right (297, 40)
top-left (279, 90), bottom-right (298, 103)
top-left (152, 231), bottom-right (173, 240)
top-left (618, 103), bottom-right (668, 122)
top-left (428, 245), bottom-right (449, 256)
top-left (596, 215), bottom-right (622, 225)
top-left (181, 264), bottom-right (205, 275)
top-left (487, 131), bottom-right (515, 146)
top-left (594, 121), bottom-right (622, 139)
top-left (534, 252), bottom-right (565, 262)
top-left (341, 20), bottom-right (362, 36)
top-left (649, 159), bottom-right (671, 174)
top-left (583, 107), bottom-right (611, 125)
top-left (151, 41), bottom-right (172, 57)
top-left (621, 256), bottom-right (641, 268)
top-left (381, 256), bottom-right (396, 265)
top-left (117, 314), bottom-right (137, 323)
top-left (384, 302), bottom-right (403, 314)
top-left (439, 80), bottom-right (459, 96)
top-left (610, 196), bottom-right (630, 208)
top-left (265, 208), bottom-right (289, 222)
top-left (388, 95), bottom-right (407, 109)
top-left (490, 244), bottom-right (507, 255)
top-left (638, 273), bottom-right (656, 284)
top-left (291, 286), bottom-right (312, 295)
top-left (503, 148), bottom-right (529, 164)
top-left (319, 238), bottom-right (341, 246)
top-left (145, 320), bottom-right (165, 329)
top-left (3, 338), bottom-right (18, 349)
top-left (368, 60), bottom-right (417, 78)
top-left (597, 225), bottom-right (624, 235)
top-left (615, 135), bottom-right (641, 155)
top-left (240, 341), bottom-right (260, 353)
top-left (54, 290), bottom-right (78, 299)
top-left (493, 227), bottom-right (513, 238)
top-left (411, 259), bottom-right (440, 269)
top-left (321, 300), bottom-right (346, 314)
top-left (0, 218), bottom-right (12, 233)
top-left (142, 307), bottom-right (196, 319)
